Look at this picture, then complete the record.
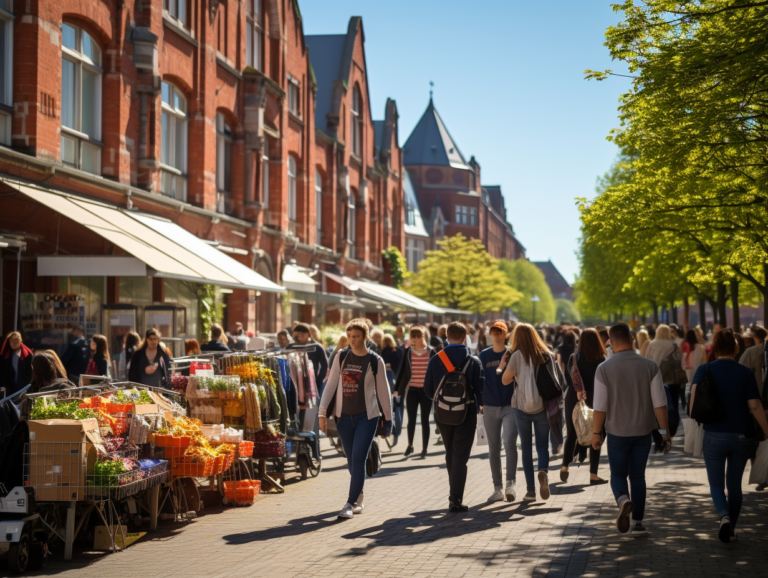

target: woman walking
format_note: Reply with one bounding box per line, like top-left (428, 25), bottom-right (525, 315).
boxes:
top-left (0, 332), bottom-right (33, 396)
top-left (319, 319), bottom-right (392, 519)
top-left (117, 331), bottom-right (141, 380)
top-left (691, 328), bottom-right (768, 543)
top-left (643, 324), bottom-right (683, 440)
top-left (502, 323), bottom-right (563, 501)
top-left (381, 333), bottom-right (403, 445)
top-left (85, 334), bottom-right (111, 377)
top-left (560, 328), bottom-right (607, 485)
top-left (394, 326), bottom-right (436, 458)
top-left (128, 329), bottom-right (171, 387)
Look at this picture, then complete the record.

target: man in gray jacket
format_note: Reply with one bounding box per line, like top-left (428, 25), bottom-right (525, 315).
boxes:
top-left (592, 323), bottom-right (671, 536)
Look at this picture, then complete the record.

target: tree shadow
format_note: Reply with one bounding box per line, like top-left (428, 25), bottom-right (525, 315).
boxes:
top-left (222, 510), bottom-right (343, 544)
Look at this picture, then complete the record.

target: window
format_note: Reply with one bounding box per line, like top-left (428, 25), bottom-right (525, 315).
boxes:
top-left (288, 80), bottom-right (300, 116)
top-left (246, 0), bottom-right (263, 71)
top-left (406, 205), bottom-right (415, 226)
top-left (454, 205), bottom-right (477, 226)
top-left (164, 0), bottom-right (187, 28)
top-left (315, 169), bottom-right (323, 243)
top-left (351, 86), bottom-right (362, 157)
top-left (0, 0), bottom-right (12, 145)
top-left (287, 156), bottom-right (297, 233)
top-left (348, 191), bottom-right (356, 259)
top-left (61, 24), bottom-right (102, 174)
top-left (262, 139), bottom-right (269, 208)
top-left (160, 81), bottom-right (187, 200)
top-left (406, 238), bottom-right (425, 272)
top-left (216, 112), bottom-right (232, 212)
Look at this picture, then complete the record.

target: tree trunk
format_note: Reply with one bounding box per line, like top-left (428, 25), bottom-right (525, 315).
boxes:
top-left (661, 305), bottom-right (668, 324)
top-left (671, 303), bottom-right (678, 325)
top-left (653, 303), bottom-right (659, 325)
top-left (730, 279), bottom-right (740, 332)
top-left (641, 314), bottom-right (647, 325)
top-left (764, 263), bottom-right (768, 328)
top-left (717, 282), bottom-right (728, 328)
top-left (683, 296), bottom-right (690, 332)
top-left (698, 297), bottom-right (706, 329)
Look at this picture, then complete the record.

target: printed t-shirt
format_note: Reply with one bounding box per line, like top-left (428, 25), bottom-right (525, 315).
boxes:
top-left (341, 352), bottom-right (370, 415)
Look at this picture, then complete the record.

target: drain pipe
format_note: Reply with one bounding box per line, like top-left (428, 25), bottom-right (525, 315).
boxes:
top-left (14, 247), bottom-right (21, 331)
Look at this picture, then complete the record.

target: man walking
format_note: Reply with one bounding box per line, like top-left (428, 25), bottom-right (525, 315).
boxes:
top-left (60, 324), bottom-right (90, 383)
top-left (480, 320), bottom-right (518, 503)
top-left (424, 322), bottom-right (483, 512)
top-left (592, 322), bottom-right (670, 536)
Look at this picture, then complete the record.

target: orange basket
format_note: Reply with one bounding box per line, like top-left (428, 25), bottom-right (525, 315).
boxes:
top-left (170, 456), bottom-right (213, 477)
top-left (112, 416), bottom-right (129, 436)
top-left (153, 434), bottom-right (171, 447)
top-left (238, 441), bottom-right (254, 457)
top-left (172, 436), bottom-right (192, 448)
top-left (224, 480), bottom-right (260, 504)
top-left (107, 402), bottom-right (133, 415)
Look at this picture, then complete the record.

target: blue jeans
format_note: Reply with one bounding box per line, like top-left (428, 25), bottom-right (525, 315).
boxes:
top-left (336, 412), bottom-right (379, 504)
top-left (386, 369), bottom-right (403, 437)
top-left (514, 408), bottom-right (550, 493)
top-left (702, 431), bottom-right (754, 529)
top-left (606, 433), bottom-right (652, 521)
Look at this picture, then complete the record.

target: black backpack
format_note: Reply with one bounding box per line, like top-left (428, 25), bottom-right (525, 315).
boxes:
top-left (534, 354), bottom-right (565, 402)
top-left (434, 351), bottom-right (472, 426)
top-left (690, 364), bottom-right (723, 425)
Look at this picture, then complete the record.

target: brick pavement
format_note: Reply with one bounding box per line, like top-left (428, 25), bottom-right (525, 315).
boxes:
top-left (19, 424), bottom-right (768, 578)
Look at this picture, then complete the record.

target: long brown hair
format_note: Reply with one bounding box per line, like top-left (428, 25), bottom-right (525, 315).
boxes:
top-left (44, 350), bottom-right (68, 378)
top-left (138, 328), bottom-right (161, 351)
top-left (511, 323), bottom-right (550, 366)
top-left (577, 328), bottom-right (606, 364)
top-left (91, 334), bottom-right (110, 362)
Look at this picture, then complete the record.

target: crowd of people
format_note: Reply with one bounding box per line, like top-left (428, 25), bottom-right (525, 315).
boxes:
top-left (1, 315), bottom-right (767, 543)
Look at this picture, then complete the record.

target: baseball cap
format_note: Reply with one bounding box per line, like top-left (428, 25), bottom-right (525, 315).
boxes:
top-left (491, 321), bottom-right (508, 333)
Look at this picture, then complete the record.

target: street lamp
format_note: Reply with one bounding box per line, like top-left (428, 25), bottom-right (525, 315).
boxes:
top-left (531, 294), bottom-right (540, 326)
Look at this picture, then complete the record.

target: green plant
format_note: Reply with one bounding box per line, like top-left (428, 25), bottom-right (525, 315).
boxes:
top-left (382, 246), bottom-right (409, 289)
top-left (30, 399), bottom-right (97, 421)
top-left (197, 284), bottom-right (225, 342)
top-left (319, 324), bottom-right (345, 348)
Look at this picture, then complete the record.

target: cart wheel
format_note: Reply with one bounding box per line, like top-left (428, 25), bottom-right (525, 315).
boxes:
top-left (308, 456), bottom-right (322, 478)
top-left (28, 540), bottom-right (48, 571)
top-left (133, 514), bottom-right (144, 527)
top-left (222, 497), bottom-right (229, 506)
top-left (297, 454), bottom-right (309, 480)
top-left (8, 528), bottom-right (31, 574)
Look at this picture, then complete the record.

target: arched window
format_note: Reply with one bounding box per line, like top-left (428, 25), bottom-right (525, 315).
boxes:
top-left (287, 156), bottom-right (297, 232)
top-left (262, 139), bottom-right (269, 208)
top-left (216, 112), bottom-right (232, 212)
top-left (160, 81), bottom-right (187, 200)
top-left (351, 86), bottom-right (362, 157)
top-left (246, 0), bottom-right (263, 71)
top-left (0, 0), bottom-right (13, 145)
top-left (315, 169), bottom-right (323, 243)
top-left (61, 24), bottom-right (102, 174)
top-left (348, 188), bottom-right (356, 259)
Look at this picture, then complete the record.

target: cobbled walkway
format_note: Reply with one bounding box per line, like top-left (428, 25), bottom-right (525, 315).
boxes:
top-left (21, 422), bottom-right (768, 578)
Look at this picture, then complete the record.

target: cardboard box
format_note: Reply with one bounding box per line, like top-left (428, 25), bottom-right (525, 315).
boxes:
top-left (93, 526), bottom-right (145, 550)
top-left (132, 403), bottom-right (159, 415)
top-left (27, 419), bottom-right (103, 501)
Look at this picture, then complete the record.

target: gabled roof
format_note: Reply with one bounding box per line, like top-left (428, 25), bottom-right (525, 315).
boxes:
top-left (373, 98), bottom-right (398, 164)
top-left (306, 17), bottom-right (372, 139)
top-left (403, 171), bottom-right (429, 238)
top-left (403, 98), bottom-right (471, 170)
top-left (533, 261), bottom-right (572, 297)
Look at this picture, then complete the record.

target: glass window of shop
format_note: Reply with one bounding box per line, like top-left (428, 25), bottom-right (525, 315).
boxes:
top-left (58, 276), bottom-right (105, 336)
top-left (164, 279), bottom-right (199, 340)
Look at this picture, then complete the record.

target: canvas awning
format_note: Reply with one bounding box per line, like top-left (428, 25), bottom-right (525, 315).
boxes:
top-left (320, 271), bottom-right (444, 314)
top-left (13, 181), bottom-right (285, 293)
top-left (281, 264), bottom-right (319, 293)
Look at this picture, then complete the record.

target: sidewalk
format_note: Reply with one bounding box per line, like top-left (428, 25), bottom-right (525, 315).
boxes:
top-left (26, 426), bottom-right (768, 578)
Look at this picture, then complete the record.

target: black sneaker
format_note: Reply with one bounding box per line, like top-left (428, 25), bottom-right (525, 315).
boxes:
top-left (523, 491), bottom-right (536, 502)
top-left (449, 501), bottom-right (469, 513)
top-left (630, 521), bottom-right (649, 536)
top-left (616, 497), bottom-right (633, 534)
top-left (719, 516), bottom-right (731, 543)
top-left (404, 445), bottom-right (414, 457)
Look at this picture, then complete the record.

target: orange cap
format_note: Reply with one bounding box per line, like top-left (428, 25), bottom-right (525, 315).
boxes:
top-left (491, 321), bottom-right (509, 333)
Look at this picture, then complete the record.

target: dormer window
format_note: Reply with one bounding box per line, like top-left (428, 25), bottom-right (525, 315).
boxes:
top-left (351, 85), bottom-right (362, 157)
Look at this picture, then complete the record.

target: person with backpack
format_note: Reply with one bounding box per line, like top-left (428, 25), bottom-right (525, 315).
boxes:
top-left (643, 324), bottom-right (684, 445)
top-left (480, 320), bottom-right (518, 503)
top-left (319, 319), bottom-right (392, 520)
top-left (423, 322), bottom-right (483, 512)
top-left (691, 328), bottom-right (768, 543)
top-left (394, 326), bottom-right (436, 458)
top-left (501, 323), bottom-right (564, 502)
top-left (591, 323), bottom-right (670, 536)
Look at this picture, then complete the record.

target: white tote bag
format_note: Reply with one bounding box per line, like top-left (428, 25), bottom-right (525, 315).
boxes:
top-left (749, 441), bottom-right (768, 485)
top-left (476, 418), bottom-right (488, 447)
top-left (682, 418), bottom-right (696, 453)
top-left (572, 401), bottom-right (594, 447)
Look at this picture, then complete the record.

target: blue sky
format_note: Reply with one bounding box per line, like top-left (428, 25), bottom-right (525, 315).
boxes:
top-left (300, 1), bottom-right (630, 284)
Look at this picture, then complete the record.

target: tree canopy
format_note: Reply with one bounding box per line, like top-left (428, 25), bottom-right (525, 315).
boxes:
top-left (498, 259), bottom-right (556, 324)
top-left (405, 234), bottom-right (522, 314)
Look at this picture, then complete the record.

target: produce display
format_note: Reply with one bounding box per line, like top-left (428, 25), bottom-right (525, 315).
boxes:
top-left (250, 424), bottom-right (286, 458)
top-left (169, 373), bottom-right (188, 393)
top-left (154, 417), bottom-right (237, 477)
top-left (30, 398), bottom-right (97, 421)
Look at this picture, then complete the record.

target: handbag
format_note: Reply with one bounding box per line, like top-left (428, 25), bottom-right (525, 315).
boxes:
top-left (573, 400), bottom-right (594, 447)
top-left (476, 417), bottom-right (488, 446)
top-left (366, 438), bottom-right (382, 477)
top-left (689, 364), bottom-right (723, 424)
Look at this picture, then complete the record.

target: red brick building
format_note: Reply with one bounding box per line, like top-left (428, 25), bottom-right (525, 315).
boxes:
top-left (0, 0), bottom-right (406, 349)
top-left (403, 99), bottom-right (525, 268)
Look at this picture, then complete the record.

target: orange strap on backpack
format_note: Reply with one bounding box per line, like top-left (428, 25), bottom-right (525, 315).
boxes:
top-left (437, 349), bottom-right (455, 373)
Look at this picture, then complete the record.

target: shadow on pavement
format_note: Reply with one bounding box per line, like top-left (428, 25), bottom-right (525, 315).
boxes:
top-left (222, 511), bottom-right (344, 544)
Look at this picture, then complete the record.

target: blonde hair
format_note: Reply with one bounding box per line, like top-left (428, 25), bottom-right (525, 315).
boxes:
top-left (655, 324), bottom-right (672, 341)
top-left (511, 323), bottom-right (550, 366)
top-left (636, 329), bottom-right (650, 351)
top-left (370, 328), bottom-right (384, 343)
top-left (694, 326), bottom-right (705, 344)
top-left (382, 334), bottom-right (396, 350)
top-left (333, 334), bottom-right (349, 355)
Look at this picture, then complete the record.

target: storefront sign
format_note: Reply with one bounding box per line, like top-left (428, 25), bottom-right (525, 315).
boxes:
top-left (20, 293), bottom-right (86, 353)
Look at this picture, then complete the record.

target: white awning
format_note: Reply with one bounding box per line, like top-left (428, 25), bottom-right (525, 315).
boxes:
top-left (14, 181), bottom-right (285, 293)
top-left (281, 264), bottom-right (318, 293)
top-left (38, 256), bottom-right (148, 277)
top-left (320, 271), bottom-right (444, 314)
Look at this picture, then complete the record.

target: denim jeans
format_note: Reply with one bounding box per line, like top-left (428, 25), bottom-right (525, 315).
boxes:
top-left (386, 369), bottom-right (403, 436)
top-left (336, 412), bottom-right (379, 504)
top-left (514, 408), bottom-right (550, 493)
top-left (702, 431), bottom-right (754, 529)
top-left (606, 433), bottom-right (652, 521)
top-left (483, 405), bottom-right (518, 487)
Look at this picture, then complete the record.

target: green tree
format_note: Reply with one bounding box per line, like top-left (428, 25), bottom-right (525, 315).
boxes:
top-left (382, 246), bottom-right (409, 289)
top-left (406, 234), bottom-right (521, 314)
top-left (554, 299), bottom-right (580, 325)
top-left (498, 259), bottom-right (555, 324)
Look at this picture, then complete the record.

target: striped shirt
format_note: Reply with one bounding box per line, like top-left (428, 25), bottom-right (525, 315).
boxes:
top-left (408, 348), bottom-right (430, 388)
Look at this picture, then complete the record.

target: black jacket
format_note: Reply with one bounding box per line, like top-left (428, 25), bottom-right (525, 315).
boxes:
top-left (394, 346), bottom-right (436, 397)
top-left (0, 353), bottom-right (32, 397)
top-left (200, 339), bottom-right (230, 352)
top-left (128, 347), bottom-right (172, 385)
top-left (60, 336), bottom-right (90, 381)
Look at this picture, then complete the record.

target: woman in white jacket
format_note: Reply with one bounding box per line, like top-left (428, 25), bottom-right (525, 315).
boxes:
top-left (643, 324), bottom-right (683, 444)
top-left (319, 319), bottom-right (392, 519)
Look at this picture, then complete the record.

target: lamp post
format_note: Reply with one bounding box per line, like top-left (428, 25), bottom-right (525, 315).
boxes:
top-left (531, 294), bottom-right (540, 326)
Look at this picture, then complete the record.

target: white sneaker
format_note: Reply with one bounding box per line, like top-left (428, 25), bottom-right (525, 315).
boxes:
top-left (352, 492), bottom-right (364, 514)
top-left (337, 502), bottom-right (355, 519)
top-left (505, 481), bottom-right (517, 502)
top-left (487, 488), bottom-right (504, 503)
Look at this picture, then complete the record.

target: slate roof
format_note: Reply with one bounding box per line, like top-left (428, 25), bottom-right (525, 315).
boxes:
top-left (403, 99), bottom-right (471, 170)
top-left (403, 171), bottom-right (429, 238)
top-left (533, 260), bottom-right (573, 300)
